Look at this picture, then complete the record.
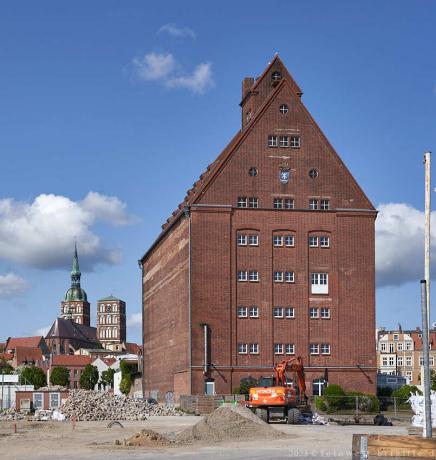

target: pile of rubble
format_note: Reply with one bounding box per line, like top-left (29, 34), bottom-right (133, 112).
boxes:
top-left (60, 390), bottom-right (181, 421)
top-left (0, 407), bottom-right (25, 421)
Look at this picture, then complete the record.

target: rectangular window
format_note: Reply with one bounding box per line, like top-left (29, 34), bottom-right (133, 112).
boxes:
top-left (285, 307), bottom-right (295, 318)
top-left (309, 343), bottom-right (319, 355)
top-left (309, 236), bottom-right (318, 247)
top-left (274, 271), bottom-right (284, 283)
top-left (274, 343), bottom-right (284, 355)
top-left (249, 197), bottom-right (259, 208)
top-left (397, 356), bottom-right (403, 366)
top-left (273, 235), bottom-right (283, 246)
top-left (249, 343), bottom-right (259, 354)
top-left (309, 307), bottom-right (319, 318)
top-left (33, 393), bottom-right (43, 410)
top-left (380, 342), bottom-right (387, 352)
top-left (238, 343), bottom-right (248, 354)
top-left (419, 356), bottom-right (424, 366)
top-left (284, 235), bottom-right (295, 247)
top-left (268, 135), bottom-right (278, 147)
top-left (393, 334), bottom-right (399, 341)
top-left (389, 356), bottom-right (395, 366)
top-left (279, 136), bottom-right (289, 147)
top-left (290, 136), bottom-right (300, 148)
top-left (237, 271), bottom-right (248, 282)
top-left (320, 236), bottom-right (330, 248)
top-left (311, 273), bottom-right (328, 294)
top-left (273, 198), bottom-right (283, 209)
top-left (285, 343), bottom-right (295, 355)
top-left (49, 393), bottom-right (60, 409)
top-left (320, 199), bottom-right (330, 210)
top-left (284, 199), bottom-right (294, 209)
top-left (406, 356), bottom-right (412, 366)
top-left (273, 307), bottom-right (284, 318)
top-left (237, 234), bottom-right (247, 246)
top-left (284, 271), bottom-right (295, 283)
top-left (237, 306), bottom-right (248, 318)
top-left (321, 344), bottom-right (331, 355)
top-left (405, 341), bottom-right (413, 351)
top-left (397, 342), bottom-right (403, 351)
top-left (249, 306), bottom-right (259, 318)
top-left (320, 307), bottom-right (330, 319)
top-left (237, 197), bottom-right (248, 208)
top-left (248, 235), bottom-right (259, 246)
top-left (430, 357), bottom-right (434, 366)
top-left (382, 357), bottom-right (388, 366)
top-left (249, 270), bottom-right (259, 282)
top-left (309, 199), bottom-right (318, 210)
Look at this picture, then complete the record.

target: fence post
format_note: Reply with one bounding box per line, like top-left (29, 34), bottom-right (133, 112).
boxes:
top-left (355, 396), bottom-right (359, 418)
top-left (394, 398), bottom-right (397, 416)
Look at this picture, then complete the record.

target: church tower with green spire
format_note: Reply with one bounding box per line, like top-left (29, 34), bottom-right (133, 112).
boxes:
top-left (60, 244), bottom-right (91, 326)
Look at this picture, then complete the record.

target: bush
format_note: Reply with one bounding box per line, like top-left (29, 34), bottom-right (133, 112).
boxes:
top-left (119, 360), bottom-right (137, 395)
top-left (347, 391), bottom-right (380, 412)
top-left (392, 384), bottom-right (422, 400)
top-left (377, 386), bottom-right (393, 397)
top-left (314, 396), bottom-right (327, 412)
top-left (323, 384), bottom-right (346, 410)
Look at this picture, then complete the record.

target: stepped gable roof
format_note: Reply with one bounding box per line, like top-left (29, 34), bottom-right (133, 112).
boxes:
top-left (140, 55), bottom-right (375, 263)
top-left (46, 317), bottom-right (98, 344)
top-left (6, 336), bottom-right (43, 351)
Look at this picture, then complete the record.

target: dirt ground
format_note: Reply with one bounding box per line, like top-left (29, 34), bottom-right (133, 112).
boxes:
top-left (0, 415), bottom-right (411, 459)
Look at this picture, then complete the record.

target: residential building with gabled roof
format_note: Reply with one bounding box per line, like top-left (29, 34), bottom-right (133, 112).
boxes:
top-left (140, 56), bottom-right (377, 397)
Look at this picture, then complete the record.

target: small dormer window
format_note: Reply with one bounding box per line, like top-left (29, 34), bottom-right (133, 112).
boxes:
top-left (272, 71), bottom-right (282, 82)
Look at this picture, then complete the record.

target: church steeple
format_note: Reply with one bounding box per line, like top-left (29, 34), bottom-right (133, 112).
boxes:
top-left (64, 244), bottom-right (87, 302)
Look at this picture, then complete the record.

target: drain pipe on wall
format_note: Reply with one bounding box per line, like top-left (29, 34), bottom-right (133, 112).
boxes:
top-left (202, 323), bottom-right (209, 374)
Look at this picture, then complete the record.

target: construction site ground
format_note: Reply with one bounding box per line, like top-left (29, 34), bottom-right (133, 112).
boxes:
top-left (0, 415), bottom-right (412, 459)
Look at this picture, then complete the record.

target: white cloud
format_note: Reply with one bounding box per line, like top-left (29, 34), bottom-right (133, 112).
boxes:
top-left (35, 325), bottom-right (50, 337)
top-left (127, 312), bottom-right (142, 328)
top-left (0, 192), bottom-right (133, 270)
top-left (132, 52), bottom-right (176, 81)
top-left (0, 273), bottom-right (29, 298)
top-left (132, 52), bottom-right (214, 95)
top-left (159, 23), bottom-right (196, 39)
top-left (167, 62), bottom-right (214, 95)
top-left (375, 202), bottom-right (436, 287)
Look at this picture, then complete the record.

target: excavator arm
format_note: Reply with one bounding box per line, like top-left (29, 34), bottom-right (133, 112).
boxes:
top-left (274, 356), bottom-right (306, 398)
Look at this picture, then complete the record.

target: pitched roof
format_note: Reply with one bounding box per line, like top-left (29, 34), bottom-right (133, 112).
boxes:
top-left (52, 355), bottom-right (92, 367)
top-left (14, 347), bottom-right (43, 364)
top-left (6, 336), bottom-right (43, 351)
top-left (124, 342), bottom-right (140, 354)
top-left (102, 357), bottom-right (117, 366)
top-left (410, 330), bottom-right (436, 350)
top-left (46, 317), bottom-right (99, 345)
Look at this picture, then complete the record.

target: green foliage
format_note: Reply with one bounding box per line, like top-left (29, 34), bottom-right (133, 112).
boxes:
top-left (377, 386), bottom-right (393, 397)
top-left (431, 370), bottom-right (436, 391)
top-left (101, 368), bottom-right (115, 387)
top-left (391, 384), bottom-right (422, 400)
top-left (315, 385), bottom-right (379, 413)
top-left (315, 396), bottom-right (327, 412)
top-left (119, 372), bottom-right (132, 395)
top-left (79, 364), bottom-right (99, 390)
top-left (50, 366), bottom-right (70, 387)
top-left (238, 377), bottom-right (258, 395)
top-left (0, 360), bottom-right (14, 375)
top-left (322, 384), bottom-right (346, 410)
top-left (119, 360), bottom-right (136, 395)
top-left (347, 391), bottom-right (380, 412)
top-left (21, 366), bottom-right (46, 389)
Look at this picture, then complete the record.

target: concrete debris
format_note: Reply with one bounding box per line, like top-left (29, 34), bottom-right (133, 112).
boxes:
top-left (59, 390), bottom-right (181, 421)
top-left (0, 407), bottom-right (25, 421)
top-left (121, 429), bottom-right (171, 447)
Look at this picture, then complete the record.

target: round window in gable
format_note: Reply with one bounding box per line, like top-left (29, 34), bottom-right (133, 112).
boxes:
top-left (279, 104), bottom-right (288, 114)
top-left (249, 167), bottom-right (258, 177)
top-left (309, 169), bottom-right (319, 179)
top-left (272, 71), bottom-right (282, 82)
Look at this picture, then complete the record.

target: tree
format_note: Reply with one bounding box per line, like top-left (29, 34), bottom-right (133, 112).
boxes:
top-left (79, 364), bottom-right (99, 390)
top-left (119, 360), bottom-right (136, 395)
top-left (50, 366), bottom-right (70, 387)
top-left (392, 384), bottom-right (422, 401)
top-left (21, 366), bottom-right (46, 389)
top-left (101, 368), bottom-right (115, 388)
top-left (0, 359), bottom-right (14, 375)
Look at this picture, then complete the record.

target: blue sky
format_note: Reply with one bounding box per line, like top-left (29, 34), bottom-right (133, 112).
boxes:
top-left (0, 1), bottom-right (435, 343)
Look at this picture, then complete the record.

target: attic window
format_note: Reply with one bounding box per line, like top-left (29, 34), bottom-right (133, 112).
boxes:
top-left (309, 169), bottom-right (319, 179)
top-left (279, 104), bottom-right (288, 114)
top-left (272, 71), bottom-right (282, 82)
top-left (249, 167), bottom-right (258, 177)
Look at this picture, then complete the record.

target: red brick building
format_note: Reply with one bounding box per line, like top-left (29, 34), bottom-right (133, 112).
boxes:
top-left (49, 355), bottom-right (92, 388)
top-left (140, 56), bottom-right (377, 397)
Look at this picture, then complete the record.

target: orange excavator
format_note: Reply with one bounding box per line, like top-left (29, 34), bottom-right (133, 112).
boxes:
top-left (247, 356), bottom-right (308, 424)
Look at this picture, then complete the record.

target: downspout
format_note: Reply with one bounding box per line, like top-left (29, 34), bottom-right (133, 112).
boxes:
top-left (202, 323), bottom-right (209, 374)
top-left (184, 206), bottom-right (192, 394)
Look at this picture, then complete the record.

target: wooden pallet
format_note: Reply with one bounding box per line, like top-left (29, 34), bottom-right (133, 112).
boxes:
top-left (352, 434), bottom-right (436, 458)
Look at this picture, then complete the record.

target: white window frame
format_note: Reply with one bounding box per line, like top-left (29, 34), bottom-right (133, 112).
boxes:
top-left (285, 271), bottom-right (295, 283)
top-left (309, 307), bottom-right (319, 318)
top-left (397, 342), bottom-right (403, 351)
top-left (285, 343), bottom-right (295, 355)
top-left (238, 343), bottom-right (248, 354)
top-left (274, 343), bottom-right (284, 355)
top-left (273, 307), bottom-right (284, 318)
top-left (249, 343), bottom-right (259, 354)
top-left (405, 341), bottom-right (413, 351)
top-left (309, 343), bottom-right (319, 355)
top-left (406, 356), bottom-right (413, 366)
top-left (273, 198), bottom-right (283, 209)
top-left (382, 357), bottom-right (388, 366)
top-left (311, 272), bottom-right (328, 294)
top-left (249, 306), bottom-right (259, 318)
top-left (320, 199), bottom-right (330, 210)
top-left (309, 236), bottom-right (318, 247)
top-left (380, 342), bottom-right (387, 352)
top-left (393, 334), bottom-right (399, 341)
top-left (284, 235), bottom-right (295, 247)
top-left (290, 136), bottom-right (300, 148)
top-left (268, 135), bottom-right (278, 147)
top-left (284, 199), bottom-right (294, 209)
top-left (248, 197), bottom-right (259, 208)
top-left (279, 136), bottom-right (289, 148)
top-left (419, 356), bottom-right (424, 366)
top-left (397, 356), bottom-right (404, 366)
top-left (320, 307), bottom-right (330, 319)
top-left (389, 356), bottom-right (395, 366)
top-left (309, 199), bottom-right (318, 210)
top-left (273, 235), bottom-right (284, 246)
top-left (237, 197), bottom-right (248, 208)
top-left (321, 344), bottom-right (331, 355)
top-left (248, 235), bottom-right (259, 246)
top-left (249, 270), bottom-right (259, 282)
top-left (274, 271), bottom-right (284, 283)
top-left (33, 393), bottom-right (43, 410)
top-left (320, 236), bottom-right (330, 248)
top-left (279, 104), bottom-right (288, 114)
top-left (237, 234), bottom-right (247, 246)
top-left (285, 307), bottom-right (295, 318)
top-left (237, 271), bottom-right (248, 282)
top-left (49, 392), bottom-right (60, 409)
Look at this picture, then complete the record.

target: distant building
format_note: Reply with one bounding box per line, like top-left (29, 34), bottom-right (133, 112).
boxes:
top-left (49, 354), bottom-right (93, 389)
top-left (60, 244), bottom-right (91, 326)
top-left (377, 326), bottom-right (436, 385)
top-left (96, 296), bottom-right (126, 349)
top-left (5, 336), bottom-right (49, 356)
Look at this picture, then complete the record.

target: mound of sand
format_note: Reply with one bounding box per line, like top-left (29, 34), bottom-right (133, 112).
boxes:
top-left (176, 404), bottom-right (283, 443)
top-left (122, 429), bottom-right (171, 448)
